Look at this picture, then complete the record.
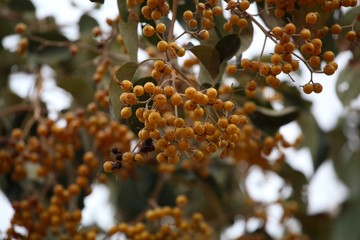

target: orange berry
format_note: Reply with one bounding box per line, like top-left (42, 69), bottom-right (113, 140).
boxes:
top-left (15, 23), bottom-right (27, 34)
top-left (156, 23), bottom-right (166, 34)
top-left (300, 28), bottom-right (311, 40)
top-left (283, 23), bottom-right (296, 35)
top-left (185, 87), bottom-right (197, 100)
top-left (313, 83), bottom-right (323, 93)
top-left (133, 85), bottom-right (144, 97)
top-left (121, 107), bottom-right (132, 119)
top-left (206, 87), bottom-right (217, 99)
top-left (323, 51), bottom-right (335, 62)
top-left (157, 40), bottom-right (168, 52)
top-left (305, 12), bottom-right (318, 25)
top-left (198, 29), bottom-right (209, 40)
top-left (212, 6), bottom-right (222, 16)
top-left (144, 82), bottom-right (156, 94)
top-left (303, 83), bottom-right (313, 94)
top-left (121, 80), bottom-right (133, 92)
top-left (103, 161), bottom-right (114, 173)
top-left (346, 30), bottom-right (357, 42)
top-left (143, 24), bottom-right (155, 37)
top-left (331, 24), bottom-right (342, 34)
top-left (170, 93), bottom-right (183, 106)
top-left (183, 10), bottom-right (193, 21)
top-left (271, 53), bottom-right (282, 65)
top-left (223, 100), bottom-right (234, 112)
top-left (246, 80), bottom-right (257, 92)
top-left (226, 64), bottom-right (237, 75)
top-left (272, 26), bottom-right (283, 37)
top-left (324, 64), bottom-right (336, 75)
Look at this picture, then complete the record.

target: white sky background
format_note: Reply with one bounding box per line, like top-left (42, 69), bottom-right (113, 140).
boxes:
top-left (0, 0), bottom-right (352, 239)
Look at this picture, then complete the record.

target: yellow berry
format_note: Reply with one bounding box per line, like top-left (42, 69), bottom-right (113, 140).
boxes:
top-left (223, 101), bottom-right (234, 112)
top-left (144, 82), bottom-right (156, 94)
top-left (183, 10), bottom-right (193, 21)
top-left (206, 87), bottom-right (217, 99)
top-left (156, 23), bottom-right (166, 34)
top-left (143, 24), bottom-right (155, 37)
top-left (133, 85), bottom-right (144, 97)
top-left (176, 195), bottom-right (188, 208)
top-left (148, 111), bottom-right (161, 124)
top-left (157, 40), bottom-right (168, 52)
top-left (323, 51), bottom-right (335, 62)
top-left (185, 87), bottom-right (197, 100)
top-left (217, 117), bottom-right (228, 129)
top-left (121, 80), bottom-right (133, 92)
top-left (121, 107), bottom-right (132, 119)
top-left (198, 29), bottom-right (209, 40)
top-left (103, 161), bottom-right (114, 173)
top-left (170, 93), bottom-right (183, 106)
top-left (300, 28), bottom-right (311, 40)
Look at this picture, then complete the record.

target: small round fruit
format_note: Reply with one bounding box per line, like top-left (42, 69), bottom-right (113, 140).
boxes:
top-left (121, 80), bottom-right (133, 92)
top-left (284, 23), bottom-right (296, 35)
top-left (183, 10), bottom-right (193, 21)
top-left (313, 83), bottom-right (323, 93)
top-left (156, 23), bottom-right (166, 34)
top-left (303, 83), bottom-right (314, 94)
top-left (121, 107), bottom-right (132, 119)
top-left (226, 64), bottom-right (237, 75)
top-left (198, 29), bottom-right (209, 40)
top-left (103, 161), bottom-right (114, 173)
top-left (305, 12), bottom-right (318, 25)
top-left (133, 85), bottom-right (144, 97)
top-left (246, 80), bottom-right (257, 92)
top-left (323, 51), bottom-right (335, 62)
top-left (15, 23), bottom-right (27, 34)
top-left (143, 24), bottom-right (155, 37)
top-left (157, 40), bottom-right (168, 52)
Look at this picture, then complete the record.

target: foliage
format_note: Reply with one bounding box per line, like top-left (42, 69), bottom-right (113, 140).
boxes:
top-left (0, 0), bottom-right (360, 239)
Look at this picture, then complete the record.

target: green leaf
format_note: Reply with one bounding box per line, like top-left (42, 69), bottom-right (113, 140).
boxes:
top-left (9, 0), bottom-right (35, 12)
top-left (339, 5), bottom-right (360, 28)
top-left (336, 61), bottom-right (360, 106)
top-left (118, 15), bottom-right (139, 62)
top-left (279, 163), bottom-right (308, 204)
top-left (79, 14), bottom-right (98, 33)
top-left (28, 31), bottom-right (70, 65)
top-left (236, 19), bottom-right (254, 59)
top-left (332, 200), bottom-right (360, 240)
top-left (298, 111), bottom-right (329, 170)
top-left (57, 77), bottom-right (93, 105)
top-left (276, 83), bottom-right (312, 109)
top-left (332, 148), bottom-right (360, 199)
top-left (188, 45), bottom-right (220, 79)
top-left (249, 106), bottom-right (300, 135)
top-left (215, 34), bottom-right (241, 63)
top-left (110, 166), bottom-right (158, 222)
top-left (90, 0), bottom-right (104, 4)
top-left (109, 62), bottom-right (138, 121)
top-left (114, 61), bottom-right (139, 81)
